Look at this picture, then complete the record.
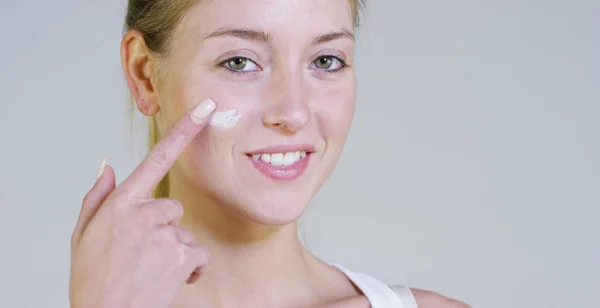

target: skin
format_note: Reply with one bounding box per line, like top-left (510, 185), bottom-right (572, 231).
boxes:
top-left (69, 0), bottom-right (469, 307)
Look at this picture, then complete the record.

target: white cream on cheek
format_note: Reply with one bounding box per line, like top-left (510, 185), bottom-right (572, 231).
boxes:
top-left (209, 109), bottom-right (242, 130)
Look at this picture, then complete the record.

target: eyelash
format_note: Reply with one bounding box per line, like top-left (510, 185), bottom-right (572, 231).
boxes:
top-left (314, 55), bottom-right (350, 75)
top-left (217, 58), bottom-right (259, 76)
top-left (217, 55), bottom-right (349, 76)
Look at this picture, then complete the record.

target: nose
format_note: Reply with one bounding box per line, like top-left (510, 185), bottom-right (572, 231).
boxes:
top-left (262, 69), bottom-right (311, 135)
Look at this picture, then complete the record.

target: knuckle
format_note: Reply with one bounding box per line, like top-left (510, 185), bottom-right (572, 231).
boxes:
top-left (148, 144), bottom-right (170, 167)
top-left (135, 199), bottom-right (183, 228)
top-left (183, 230), bottom-right (195, 243)
top-left (103, 191), bottom-right (128, 209)
top-left (174, 227), bottom-right (195, 244)
top-left (157, 198), bottom-right (184, 220)
top-left (166, 198), bottom-right (184, 215)
top-left (176, 245), bottom-right (190, 267)
top-left (148, 232), bottom-right (170, 254)
top-left (192, 246), bottom-right (210, 264)
top-left (138, 205), bottom-right (159, 227)
top-left (81, 191), bottom-right (94, 206)
top-left (176, 127), bottom-right (190, 140)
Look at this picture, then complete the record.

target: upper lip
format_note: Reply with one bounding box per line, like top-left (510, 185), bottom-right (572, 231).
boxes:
top-left (246, 144), bottom-right (316, 155)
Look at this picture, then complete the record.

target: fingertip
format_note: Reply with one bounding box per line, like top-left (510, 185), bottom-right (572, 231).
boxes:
top-left (190, 244), bottom-right (211, 264)
top-left (77, 163), bottom-right (116, 243)
top-left (100, 165), bottom-right (117, 188)
top-left (91, 163), bottom-right (116, 193)
top-left (96, 157), bottom-right (108, 179)
top-left (190, 97), bottom-right (216, 124)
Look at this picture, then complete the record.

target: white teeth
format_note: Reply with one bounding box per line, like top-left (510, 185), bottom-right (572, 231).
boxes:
top-left (270, 153), bottom-right (284, 166)
top-left (260, 154), bottom-right (271, 163)
top-left (252, 151), bottom-right (308, 166)
top-left (283, 152), bottom-right (295, 166)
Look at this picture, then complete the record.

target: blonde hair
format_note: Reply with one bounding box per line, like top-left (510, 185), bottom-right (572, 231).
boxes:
top-left (124, 0), bottom-right (365, 198)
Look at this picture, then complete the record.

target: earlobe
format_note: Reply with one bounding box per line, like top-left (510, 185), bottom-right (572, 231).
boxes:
top-left (121, 30), bottom-right (160, 117)
top-left (135, 97), bottom-right (160, 116)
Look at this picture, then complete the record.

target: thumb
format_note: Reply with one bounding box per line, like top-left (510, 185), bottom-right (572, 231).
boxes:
top-left (71, 158), bottom-right (116, 247)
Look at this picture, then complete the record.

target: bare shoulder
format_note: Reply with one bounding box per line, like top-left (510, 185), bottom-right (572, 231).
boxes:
top-left (410, 289), bottom-right (470, 308)
top-left (391, 286), bottom-right (470, 308)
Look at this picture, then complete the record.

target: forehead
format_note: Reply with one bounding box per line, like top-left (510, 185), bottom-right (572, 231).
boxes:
top-left (181, 0), bottom-right (354, 40)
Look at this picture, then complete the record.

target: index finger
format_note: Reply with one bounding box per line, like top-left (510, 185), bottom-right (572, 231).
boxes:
top-left (120, 98), bottom-right (216, 197)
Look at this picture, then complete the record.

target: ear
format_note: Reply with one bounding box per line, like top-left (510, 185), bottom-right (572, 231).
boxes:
top-left (121, 30), bottom-right (161, 116)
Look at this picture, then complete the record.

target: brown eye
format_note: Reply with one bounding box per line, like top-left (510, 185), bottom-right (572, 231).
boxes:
top-left (314, 56), bottom-right (333, 69)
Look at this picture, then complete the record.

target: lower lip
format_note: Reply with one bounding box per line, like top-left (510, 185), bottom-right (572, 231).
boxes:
top-left (248, 155), bottom-right (311, 181)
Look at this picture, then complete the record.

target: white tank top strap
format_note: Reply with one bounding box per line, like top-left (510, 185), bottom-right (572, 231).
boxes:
top-left (391, 285), bottom-right (418, 308)
top-left (330, 264), bottom-right (418, 308)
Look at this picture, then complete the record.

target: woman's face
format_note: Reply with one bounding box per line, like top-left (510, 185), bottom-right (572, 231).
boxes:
top-left (155, 0), bottom-right (356, 225)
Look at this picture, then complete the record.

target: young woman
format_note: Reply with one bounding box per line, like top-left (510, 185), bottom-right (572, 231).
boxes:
top-left (69, 0), bottom-right (468, 307)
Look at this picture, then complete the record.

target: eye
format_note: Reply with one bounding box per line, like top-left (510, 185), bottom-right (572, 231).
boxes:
top-left (222, 57), bottom-right (260, 72)
top-left (313, 56), bottom-right (344, 71)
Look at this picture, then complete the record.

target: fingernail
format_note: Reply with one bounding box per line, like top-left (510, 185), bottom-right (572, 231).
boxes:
top-left (96, 157), bottom-right (108, 179)
top-left (191, 98), bottom-right (216, 124)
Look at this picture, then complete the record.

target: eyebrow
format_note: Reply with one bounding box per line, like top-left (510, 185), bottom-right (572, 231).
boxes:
top-left (203, 26), bottom-right (272, 44)
top-left (202, 26), bottom-right (355, 46)
top-left (311, 29), bottom-right (355, 45)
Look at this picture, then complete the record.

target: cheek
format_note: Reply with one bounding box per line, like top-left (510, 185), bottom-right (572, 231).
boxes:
top-left (313, 86), bottom-right (356, 140)
top-left (177, 69), bottom-right (265, 128)
top-left (181, 81), bottom-right (267, 186)
top-left (175, 70), bottom-right (269, 159)
top-left (204, 82), bottom-right (265, 132)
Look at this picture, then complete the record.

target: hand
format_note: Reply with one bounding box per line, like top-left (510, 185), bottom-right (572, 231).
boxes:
top-left (69, 98), bottom-right (216, 308)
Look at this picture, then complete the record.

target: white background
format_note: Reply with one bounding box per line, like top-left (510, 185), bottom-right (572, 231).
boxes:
top-left (0, 1), bottom-right (598, 307)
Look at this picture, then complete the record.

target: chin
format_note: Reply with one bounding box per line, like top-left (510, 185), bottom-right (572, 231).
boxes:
top-left (231, 189), bottom-right (313, 226)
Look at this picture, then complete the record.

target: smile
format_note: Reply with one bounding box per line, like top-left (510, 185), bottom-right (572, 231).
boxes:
top-left (247, 145), bottom-right (314, 181)
top-left (251, 151), bottom-right (307, 166)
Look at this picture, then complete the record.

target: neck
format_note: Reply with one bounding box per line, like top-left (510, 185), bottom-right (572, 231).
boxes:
top-left (168, 175), bottom-right (323, 306)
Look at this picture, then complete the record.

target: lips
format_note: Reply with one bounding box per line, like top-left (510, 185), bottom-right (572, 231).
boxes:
top-left (246, 145), bottom-right (314, 180)
top-left (250, 151), bottom-right (307, 166)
